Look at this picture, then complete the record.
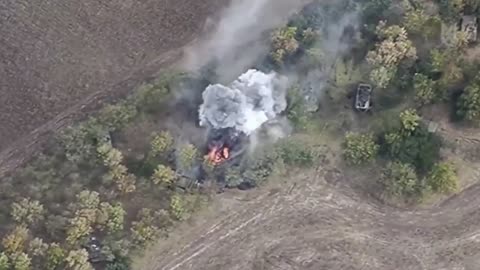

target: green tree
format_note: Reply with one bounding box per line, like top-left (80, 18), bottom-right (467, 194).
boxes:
top-left (66, 216), bottom-right (92, 245)
top-left (437, 0), bottom-right (464, 23)
top-left (0, 252), bottom-right (10, 270)
top-left (65, 249), bottom-right (93, 270)
top-left (403, 3), bottom-right (441, 39)
top-left (28, 238), bottom-right (48, 257)
top-left (151, 165), bottom-right (177, 186)
top-left (98, 144), bottom-right (137, 194)
top-left (150, 131), bottom-right (174, 157)
top-left (11, 252), bottom-right (31, 270)
top-left (177, 144), bottom-right (198, 172)
top-left (45, 244), bottom-right (65, 270)
top-left (370, 66), bottom-right (397, 89)
top-left (367, 22), bottom-right (417, 88)
top-left (270, 26), bottom-right (299, 65)
top-left (76, 190), bottom-right (100, 210)
top-left (457, 80), bottom-right (480, 121)
top-left (169, 195), bottom-right (186, 221)
top-left (399, 109), bottom-right (421, 133)
top-left (286, 85), bottom-right (309, 130)
top-left (98, 103), bottom-right (137, 131)
top-left (2, 226), bottom-right (29, 254)
top-left (427, 162), bottom-right (458, 194)
top-left (96, 202), bottom-right (125, 234)
top-left (130, 209), bottom-right (160, 247)
top-left (343, 132), bottom-right (379, 165)
top-left (382, 162), bottom-right (419, 197)
top-left (413, 73), bottom-right (439, 105)
top-left (11, 198), bottom-right (45, 226)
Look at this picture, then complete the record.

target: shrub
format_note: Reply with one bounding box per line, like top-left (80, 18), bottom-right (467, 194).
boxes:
top-left (276, 139), bottom-right (315, 167)
top-left (65, 249), bottom-right (93, 270)
top-left (343, 132), bottom-right (379, 165)
top-left (97, 202), bottom-right (126, 234)
top-left (0, 253), bottom-right (9, 270)
top-left (46, 244), bottom-right (66, 270)
top-left (169, 195), bottom-right (185, 221)
top-left (177, 144), bottom-right (198, 172)
top-left (150, 131), bottom-right (174, 157)
top-left (384, 126), bottom-right (441, 172)
top-left (133, 82), bottom-right (170, 114)
top-left (151, 165), bottom-right (176, 186)
top-left (270, 26), bottom-right (299, 65)
top-left (399, 109), bottom-right (421, 133)
top-left (413, 73), bottom-right (438, 105)
top-left (286, 85), bottom-right (309, 130)
top-left (457, 80), bottom-right (480, 121)
top-left (382, 162), bottom-right (419, 198)
top-left (28, 238), bottom-right (48, 257)
top-left (10, 252), bottom-right (31, 270)
top-left (427, 162), bottom-right (458, 194)
top-left (130, 209), bottom-right (160, 247)
top-left (11, 198), bottom-right (45, 226)
top-left (98, 103), bottom-right (137, 131)
top-left (2, 226), bottom-right (29, 254)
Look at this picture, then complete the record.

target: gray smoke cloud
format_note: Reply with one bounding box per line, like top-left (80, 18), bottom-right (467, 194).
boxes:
top-left (182, 0), bottom-right (309, 83)
top-left (199, 69), bottom-right (288, 135)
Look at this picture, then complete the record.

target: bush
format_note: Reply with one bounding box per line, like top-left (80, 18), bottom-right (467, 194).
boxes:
top-left (2, 226), bottom-right (29, 254)
top-left (11, 198), bottom-right (45, 226)
top-left (399, 109), bottom-right (421, 133)
top-left (130, 209), bottom-right (160, 247)
top-left (276, 139), bottom-right (315, 167)
top-left (384, 125), bottom-right (441, 173)
top-left (457, 79), bottom-right (480, 121)
top-left (343, 132), bottom-right (379, 165)
top-left (98, 103), bottom-right (137, 131)
top-left (270, 26), bottom-right (299, 65)
top-left (177, 144), bottom-right (198, 172)
top-left (413, 73), bottom-right (438, 106)
top-left (0, 253), bottom-right (9, 270)
top-left (427, 162), bottom-right (458, 194)
top-left (286, 85), bottom-right (309, 130)
top-left (382, 162), bottom-right (419, 198)
top-left (150, 131), bottom-right (174, 157)
top-left (169, 195), bottom-right (185, 221)
top-left (151, 165), bottom-right (176, 186)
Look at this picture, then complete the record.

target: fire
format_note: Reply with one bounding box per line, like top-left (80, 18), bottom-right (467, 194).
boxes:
top-left (206, 146), bottom-right (230, 165)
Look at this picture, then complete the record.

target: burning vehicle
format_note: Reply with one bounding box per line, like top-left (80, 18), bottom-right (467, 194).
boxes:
top-left (205, 128), bottom-right (248, 166)
top-left (198, 69), bottom-right (288, 166)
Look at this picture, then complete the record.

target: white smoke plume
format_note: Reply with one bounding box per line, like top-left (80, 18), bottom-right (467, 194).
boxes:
top-left (198, 69), bottom-right (288, 135)
top-left (182, 0), bottom-right (309, 83)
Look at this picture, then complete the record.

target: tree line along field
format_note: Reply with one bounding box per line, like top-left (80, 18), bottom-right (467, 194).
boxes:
top-left (3, 0), bottom-right (480, 269)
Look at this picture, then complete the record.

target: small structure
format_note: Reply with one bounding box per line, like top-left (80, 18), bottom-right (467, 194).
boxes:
top-left (355, 84), bottom-right (372, 111)
top-left (461, 15), bottom-right (478, 42)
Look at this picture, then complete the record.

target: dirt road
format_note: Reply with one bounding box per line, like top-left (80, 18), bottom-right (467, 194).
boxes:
top-left (138, 131), bottom-right (480, 270)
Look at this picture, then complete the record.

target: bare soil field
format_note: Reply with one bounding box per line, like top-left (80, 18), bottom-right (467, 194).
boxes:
top-left (137, 125), bottom-right (480, 270)
top-left (0, 0), bottom-right (228, 175)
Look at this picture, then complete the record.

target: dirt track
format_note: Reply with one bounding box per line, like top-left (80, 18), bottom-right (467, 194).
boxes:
top-left (137, 128), bottom-right (480, 270)
top-left (0, 0), bottom-right (228, 176)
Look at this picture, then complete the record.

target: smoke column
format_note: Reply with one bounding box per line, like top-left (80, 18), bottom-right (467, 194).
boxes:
top-left (198, 69), bottom-right (287, 135)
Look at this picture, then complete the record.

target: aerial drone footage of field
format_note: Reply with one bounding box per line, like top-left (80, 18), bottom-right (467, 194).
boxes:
top-left (3, 0), bottom-right (480, 270)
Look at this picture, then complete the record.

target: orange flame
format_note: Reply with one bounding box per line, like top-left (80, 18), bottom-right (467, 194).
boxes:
top-left (206, 146), bottom-right (230, 165)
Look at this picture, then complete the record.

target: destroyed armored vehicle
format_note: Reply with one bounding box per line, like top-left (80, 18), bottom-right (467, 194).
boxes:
top-left (175, 177), bottom-right (200, 192)
top-left (461, 15), bottom-right (478, 43)
top-left (355, 83), bottom-right (373, 111)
